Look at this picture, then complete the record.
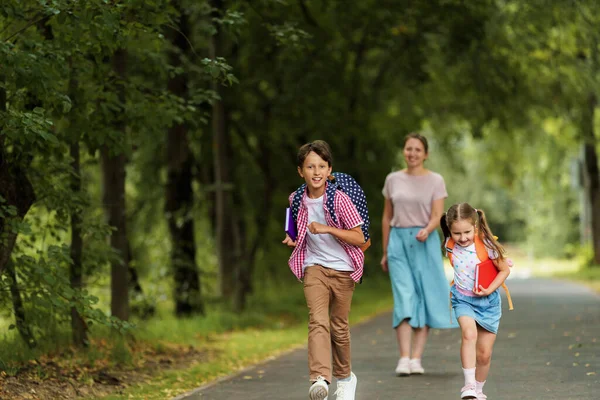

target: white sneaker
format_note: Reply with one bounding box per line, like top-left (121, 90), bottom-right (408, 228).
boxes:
top-left (409, 358), bottom-right (425, 374)
top-left (334, 372), bottom-right (357, 400)
top-left (309, 376), bottom-right (328, 400)
top-left (395, 358), bottom-right (410, 376)
top-left (461, 383), bottom-right (477, 399)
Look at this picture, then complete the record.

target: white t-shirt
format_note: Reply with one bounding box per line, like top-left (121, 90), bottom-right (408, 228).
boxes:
top-left (446, 238), bottom-right (498, 294)
top-left (303, 195), bottom-right (355, 272)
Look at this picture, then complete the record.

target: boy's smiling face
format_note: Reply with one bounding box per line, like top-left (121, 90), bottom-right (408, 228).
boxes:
top-left (298, 151), bottom-right (332, 198)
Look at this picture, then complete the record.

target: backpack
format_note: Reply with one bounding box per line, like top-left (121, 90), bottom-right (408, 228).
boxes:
top-left (290, 172), bottom-right (371, 252)
top-left (445, 236), bottom-right (514, 310)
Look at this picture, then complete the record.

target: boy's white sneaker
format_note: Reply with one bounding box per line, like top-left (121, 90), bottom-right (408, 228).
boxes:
top-left (395, 358), bottom-right (410, 376)
top-left (461, 383), bottom-right (478, 399)
top-left (309, 376), bottom-right (328, 400)
top-left (476, 392), bottom-right (487, 400)
top-left (334, 372), bottom-right (357, 400)
top-left (409, 358), bottom-right (425, 374)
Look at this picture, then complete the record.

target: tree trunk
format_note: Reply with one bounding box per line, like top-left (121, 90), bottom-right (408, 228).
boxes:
top-left (7, 260), bottom-right (36, 348)
top-left (0, 82), bottom-right (36, 274)
top-left (582, 93), bottom-right (600, 265)
top-left (100, 48), bottom-right (129, 321)
top-left (165, 2), bottom-right (204, 317)
top-left (210, 0), bottom-right (237, 300)
top-left (70, 140), bottom-right (88, 346)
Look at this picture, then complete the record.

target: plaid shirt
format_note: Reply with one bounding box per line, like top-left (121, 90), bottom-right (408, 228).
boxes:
top-left (287, 183), bottom-right (365, 282)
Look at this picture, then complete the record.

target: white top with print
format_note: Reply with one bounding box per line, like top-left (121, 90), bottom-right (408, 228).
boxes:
top-left (303, 195), bottom-right (356, 272)
top-left (446, 238), bottom-right (497, 295)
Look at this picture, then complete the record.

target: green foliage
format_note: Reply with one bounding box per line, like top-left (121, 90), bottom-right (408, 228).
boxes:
top-left (0, 0), bottom-right (598, 374)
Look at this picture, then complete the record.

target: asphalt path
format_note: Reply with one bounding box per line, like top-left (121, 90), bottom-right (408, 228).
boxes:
top-left (175, 278), bottom-right (599, 400)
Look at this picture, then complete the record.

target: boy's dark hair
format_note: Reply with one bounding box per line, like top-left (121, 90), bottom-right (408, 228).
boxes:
top-left (297, 140), bottom-right (333, 168)
top-left (403, 132), bottom-right (429, 153)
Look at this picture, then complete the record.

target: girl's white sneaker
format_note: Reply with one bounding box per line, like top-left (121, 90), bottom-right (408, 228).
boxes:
top-left (395, 358), bottom-right (410, 376)
top-left (461, 383), bottom-right (478, 399)
top-left (409, 358), bottom-right (425, 374)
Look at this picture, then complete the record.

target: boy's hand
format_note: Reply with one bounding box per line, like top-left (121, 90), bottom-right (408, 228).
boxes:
top-left (282, 234), bottom-right (296, 247)
top-left (308, 222), bottom-right (330, 235)
top-left (474, 285), bottom-right (494, 297)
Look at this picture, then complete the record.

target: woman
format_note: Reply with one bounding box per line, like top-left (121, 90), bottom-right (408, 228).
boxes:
top-left (381, 132), bottom-right (456, 376)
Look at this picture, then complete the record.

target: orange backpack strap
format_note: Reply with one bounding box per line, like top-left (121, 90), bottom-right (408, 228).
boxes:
top-left (502, 282), bottom-right (514, 310)
top-left (445, 237), bottom-right (455, 265)
top-left (473, 236), bottom-right (489, 262)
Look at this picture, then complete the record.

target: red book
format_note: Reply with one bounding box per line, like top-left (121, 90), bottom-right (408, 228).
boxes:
top-left (474, 259), bottom-right (499, 291)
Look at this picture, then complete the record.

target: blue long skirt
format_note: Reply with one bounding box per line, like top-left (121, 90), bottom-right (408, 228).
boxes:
top-left (387, 227), bottom-right (457, 329)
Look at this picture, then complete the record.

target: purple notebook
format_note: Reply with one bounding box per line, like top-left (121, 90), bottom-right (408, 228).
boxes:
top-left (285, 207), bottom-right (297, 241)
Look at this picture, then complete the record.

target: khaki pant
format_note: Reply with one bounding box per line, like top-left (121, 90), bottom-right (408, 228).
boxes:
top-left (303, 265), bottom-right (355, 383)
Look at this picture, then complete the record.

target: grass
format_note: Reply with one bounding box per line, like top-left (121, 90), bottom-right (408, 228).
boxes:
top-left (552, 265), bottom-right (600, 293)
top-left (87, 274), bottom-right (394, 400)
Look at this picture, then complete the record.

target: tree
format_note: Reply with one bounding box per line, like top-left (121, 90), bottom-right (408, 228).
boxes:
top-left (165, 1), bottom-right (204, 316)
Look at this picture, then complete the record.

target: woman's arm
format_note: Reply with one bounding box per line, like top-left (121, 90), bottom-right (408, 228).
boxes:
top-left (382, 198), bottom-right (393, 255)
top-left (416, 198), bottom-right (444, 242)
top-left (380, 198), bottom-right (393, 271)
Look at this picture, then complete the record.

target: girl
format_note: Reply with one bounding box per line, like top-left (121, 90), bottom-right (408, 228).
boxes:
top-left (283, 140), bottom-right (364, 400)
top-left (440, 203), bottom-right (511, 400)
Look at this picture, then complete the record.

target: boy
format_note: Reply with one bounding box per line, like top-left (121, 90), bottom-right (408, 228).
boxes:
top-left (283, 140), bottom-right (365, 400)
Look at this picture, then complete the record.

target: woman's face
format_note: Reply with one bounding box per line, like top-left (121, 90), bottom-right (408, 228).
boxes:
top-left (403, 138), bottom-right (427, 168)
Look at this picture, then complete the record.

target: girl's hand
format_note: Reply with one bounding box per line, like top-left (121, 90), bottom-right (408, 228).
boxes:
top-left (416, 228), bottom-right (429, 242)
top-left (380, 254), bottom-right (388, 273)
top-left (474, 285), bottom-right (494, 297)
top-left (308, 222), bottom-right (330, 235)
top-left (282, 234), bottom-right (296, 247)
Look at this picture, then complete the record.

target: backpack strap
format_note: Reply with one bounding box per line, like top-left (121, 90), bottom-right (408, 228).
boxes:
top-left (502, 282), bottom-right (514, 310)
top-left (473, 236), bottom-right (490, 262)
top-left (291, 184), bottom-right (305, 223)
top-left (445, 237), bottom-right (455, 265)
top-left (325, 176), bottom-right (338, 224)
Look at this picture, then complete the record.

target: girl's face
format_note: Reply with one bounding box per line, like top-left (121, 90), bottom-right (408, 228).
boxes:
top-left (403, 138), bottom-right (427, 168)
top-left (450, 219), bottom-right (476, 247)
top-left (298, 151), bottom-right (332, 197)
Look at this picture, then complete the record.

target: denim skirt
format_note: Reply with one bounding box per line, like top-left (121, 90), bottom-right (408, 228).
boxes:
top-left (450, 285), bottom-right (502, 334)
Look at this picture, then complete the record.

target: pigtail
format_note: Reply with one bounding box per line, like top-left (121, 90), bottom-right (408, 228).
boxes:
top-left (476, 209), bottom-right (505, 261)
top-left (440, 213), bottom-right (450, 238)
top-left (439, 213), bottom-right (450, 251)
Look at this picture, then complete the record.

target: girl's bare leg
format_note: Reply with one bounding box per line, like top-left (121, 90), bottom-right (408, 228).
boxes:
top-left (475, 326), bottom-right (497, 383)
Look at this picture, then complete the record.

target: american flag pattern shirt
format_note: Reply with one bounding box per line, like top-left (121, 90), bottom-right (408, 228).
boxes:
top-left (287, 183), bottom-right (365, 282)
